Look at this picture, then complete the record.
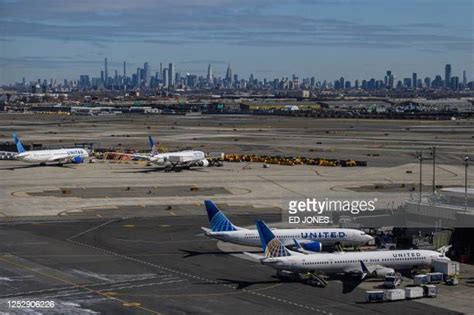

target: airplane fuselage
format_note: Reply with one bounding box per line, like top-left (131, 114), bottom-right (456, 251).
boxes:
top-left (263, 249), bottom-right (449, 273)
top-left (17, 148), bottom-right (89, 164)
top-left (204, 228), bottom-right (373, 247)
top-left (150, 150), bottom-right (206, 167)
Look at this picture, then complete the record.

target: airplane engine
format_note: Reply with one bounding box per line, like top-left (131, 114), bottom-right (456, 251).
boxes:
top-left (72, 156), bottom-right (84, 164)
top-left (302, 241), bottom-right (323, 252)
top-left (198, 159), bottom-right (209, 167)
top-left (373, 267), bottom-right (395, 278)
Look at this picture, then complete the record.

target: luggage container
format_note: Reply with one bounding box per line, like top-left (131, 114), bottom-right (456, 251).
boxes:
top-left (423, 285), bottom-right (438, 297)
top-left (366, 290), bottom-right (385, 303)
top-left (385, 289), bottom-right (405, 301)
top-left (405, 286), bottom-right (424, 299)
top-left (427, 272), bottom-right (443, 284)
top-left (432, 259), bottom-right (459, 276)
top-left (413, 274), bottom-right (429, 285)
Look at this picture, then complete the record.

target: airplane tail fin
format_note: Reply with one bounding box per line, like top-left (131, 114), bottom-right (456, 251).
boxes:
top-left (148, 136), bottom-right (157, 156)
top-left (256, 221), bottom-right (291, 258)
top-left (12, 133), bottom-right (26, 153)
top-left (204, 200), bottom-right (237, 232)
top-left (437, 245), bottom-right (452, 256)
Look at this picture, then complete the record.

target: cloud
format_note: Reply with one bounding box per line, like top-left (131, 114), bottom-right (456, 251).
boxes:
top-left (0, 0), bottom-right (471, 52)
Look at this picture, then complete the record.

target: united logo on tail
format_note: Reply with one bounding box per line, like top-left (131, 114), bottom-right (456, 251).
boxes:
top-left (256, 221), bottom-right (291, 258)
top-left (204, 200), bottom-right (237, 232)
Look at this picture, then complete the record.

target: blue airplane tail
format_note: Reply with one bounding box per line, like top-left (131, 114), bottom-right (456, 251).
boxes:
top-left (12, 133), bottom-right (26, 153)
top-left (148, 136), bottom-right (156, 155)
top-left (256, 221), bottom-right (291, 257)
top-left (204, 200), bottom-right (237, 232)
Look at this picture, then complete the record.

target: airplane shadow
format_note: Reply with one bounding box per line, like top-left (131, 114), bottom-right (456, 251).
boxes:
top-left (215, 278), bottom-right (282, 290)
top-left (179, 249), bottom-right (261, 258)
top-left (0, 164), bottom-right (76, 171)
top-left (114, 167), bottom-right (208, 174)
top-left (328, 274), bottom-right (365, 294)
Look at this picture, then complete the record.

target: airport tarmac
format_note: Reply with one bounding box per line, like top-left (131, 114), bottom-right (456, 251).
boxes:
top-left (0, 214), bottom-right (463, 314)
top-left (0, 114), bottom-right (473, 314)
top-left (0, 159), bottom-right (470, 220)
top-left (1, 114), bottom-right (473, 167)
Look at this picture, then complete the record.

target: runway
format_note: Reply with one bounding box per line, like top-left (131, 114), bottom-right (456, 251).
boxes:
top-left (0, 214), bottom-right (457, 314)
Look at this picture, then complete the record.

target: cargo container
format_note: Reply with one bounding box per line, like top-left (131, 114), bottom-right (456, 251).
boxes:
top-left (385, 289), bottom-right (405, 301)
top-left (413, 274), bottom-right (429, 285)
top-left (427, 272), bottom-right (444, 284)
top-left (366, 290), bottom-right (385, 302)
top-left (432, 259), bottom-right (460, 276)
top-left (405, 286), bottom-right (424, 299)
top-left (423, 285), bottom-right (438, 297)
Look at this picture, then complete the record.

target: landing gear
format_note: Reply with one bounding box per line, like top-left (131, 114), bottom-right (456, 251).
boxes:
top-left (276, 270), bottom-right (328, 287)
top-left (303, 272), bottom-right (328, 287)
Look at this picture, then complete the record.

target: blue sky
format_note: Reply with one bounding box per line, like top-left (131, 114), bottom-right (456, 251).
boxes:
top-left (0, 0), bottom-right (473, 84)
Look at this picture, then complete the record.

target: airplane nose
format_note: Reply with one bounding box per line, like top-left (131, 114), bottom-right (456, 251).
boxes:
top-left (366, 235), bottom-right (375, 245)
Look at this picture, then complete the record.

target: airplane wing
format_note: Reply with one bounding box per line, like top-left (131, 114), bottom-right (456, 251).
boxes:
top-left (114, 152), bottom-right (151, 161)
top-left (243, 252), bottom-right (266, 261)
top-left (48, 154), bottom-right (74, 163)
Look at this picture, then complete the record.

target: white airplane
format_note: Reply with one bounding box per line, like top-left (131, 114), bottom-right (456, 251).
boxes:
top-left (246, 221), bottom-right (451, 280)
top-left (131, 136), bottom-right (211, 172)
top-left (201, 200), bottom-right (374, 252)
top-left (12, 133), bottom-right (89, 165)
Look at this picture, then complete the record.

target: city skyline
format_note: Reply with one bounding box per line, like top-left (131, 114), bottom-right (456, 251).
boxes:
top-left (1, 0), bottom-right (473, 84)
top-left (20, 58), bottom-right (474, 93)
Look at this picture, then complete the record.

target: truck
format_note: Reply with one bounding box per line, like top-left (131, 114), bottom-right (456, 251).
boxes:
top-left (432, 259), bottom-right (460, 276)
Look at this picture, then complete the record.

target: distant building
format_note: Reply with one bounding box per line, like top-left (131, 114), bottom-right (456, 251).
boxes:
top-left (104, 58), bottom-right (108, 86)
top-left (207, 64), bottom-right (213, 83)
top-left (445, 64), bottom-right (452, 88)
top-left (168, 63), bottom-right (175, 87)
top-left (143, 62), bottom-right (150, 88)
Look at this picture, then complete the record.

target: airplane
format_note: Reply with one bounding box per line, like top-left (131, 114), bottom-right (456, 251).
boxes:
top-left (201, 200), bottom-right (374, 252)
top-left (130, 136), bottom-right (211, 172)
top-left (11, 133), bottom-right (89, 166)
top-left (245, 220), bottom-right (451, 281)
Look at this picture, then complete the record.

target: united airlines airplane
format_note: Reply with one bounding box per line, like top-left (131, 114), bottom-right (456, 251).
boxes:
top-left (246, 221), bottom-right (450, 279)
top-left (131, 136), bottom-right (210, 172)
top-left (12, 133), bottom-right (89, 165)
top-left (201, 200), bottom-right (374, 252)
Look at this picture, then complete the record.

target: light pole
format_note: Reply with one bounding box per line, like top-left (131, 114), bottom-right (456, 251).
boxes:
top-left (431, 146), bottom-right (436, 194)
top-left (465, 156), bottom-right (470, 212)
top-left (417, 150), bottom-right (423, 203)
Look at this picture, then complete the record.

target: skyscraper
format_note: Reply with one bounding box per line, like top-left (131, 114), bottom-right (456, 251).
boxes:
top-left (445, 64), bottom-right (452, 88)
top-left (163, 68), bottom-right (169, 88)
top-left (159, 63), bottom-right (163, 82)
top-left (168, 63), bottom-right (175, 87)
top-left (385, 70), bottom-right (393, 89)
top-left (207, 64), bottom-right (213, 83)
top-left (104, 58), bottom-right (108, 86)
top-left (412, 72), bottom-right (417, 90)
top-left (463, 70), bottom-right (467, 87)
top-left (123, 61), bottom-right (126, 78)
top-left (225, 64), bottom-right (233, 85)
top-left (144, 62), bottom-right (151, 88)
